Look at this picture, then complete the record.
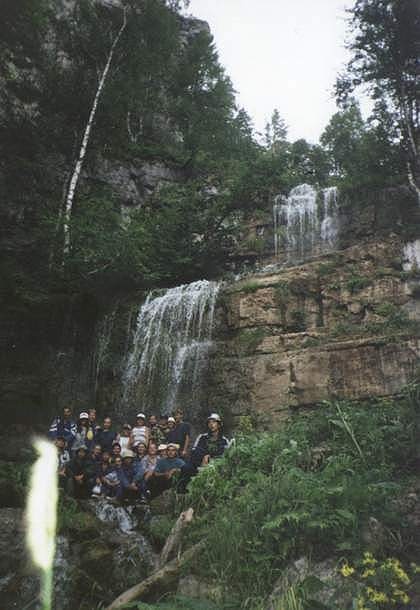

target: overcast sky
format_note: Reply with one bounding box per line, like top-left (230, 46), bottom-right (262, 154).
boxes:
top-left (185, 0), bottom-right (355, 143)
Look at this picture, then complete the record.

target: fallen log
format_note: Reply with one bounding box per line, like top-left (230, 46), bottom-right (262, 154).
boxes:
top-left (105, 540), bottom-right (205, 610)
top-left (159, 507), bottom-right (194, 568)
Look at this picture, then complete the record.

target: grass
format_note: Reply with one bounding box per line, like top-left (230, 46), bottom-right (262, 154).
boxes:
top-left (240, 281), bottom-right (262, 294)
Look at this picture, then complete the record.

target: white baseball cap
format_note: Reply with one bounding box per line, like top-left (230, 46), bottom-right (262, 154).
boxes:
top-left (208, 413), bottom-right (221, 422)
top-left (136, 413), bottom-right (146, 420)
top-left (121, 449), bottom-right (135, 459)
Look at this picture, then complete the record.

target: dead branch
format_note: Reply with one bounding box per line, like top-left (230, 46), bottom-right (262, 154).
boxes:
top-left (105, 540), bottom-right (205, 610)
top-left (159, 507), bottom-right (194, 568)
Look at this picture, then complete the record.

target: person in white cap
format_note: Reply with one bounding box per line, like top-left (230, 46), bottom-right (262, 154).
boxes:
top-left (177, 413), bottom-right (230, 493)
top-left (131, 413), bottom-right (149, 448)
top-left (71, 412), bottom-right (92, 455)
top-left (192, 414), bottom-right (230, 466)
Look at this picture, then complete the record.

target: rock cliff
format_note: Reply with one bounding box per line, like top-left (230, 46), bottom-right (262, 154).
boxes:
top-left (209, 235), bottom-right (420, 428)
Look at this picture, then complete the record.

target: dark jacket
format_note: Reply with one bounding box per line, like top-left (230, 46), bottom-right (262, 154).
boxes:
top-left (48, 416), bottom-right (77, 448)
top-left (95, 429), bottom-right (117, 453)
top-left (191, 432), bottom-right (230, 465)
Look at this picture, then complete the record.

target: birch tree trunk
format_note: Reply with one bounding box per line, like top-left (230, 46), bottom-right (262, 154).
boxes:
top-left (62, 7), bottom-right (128, 256)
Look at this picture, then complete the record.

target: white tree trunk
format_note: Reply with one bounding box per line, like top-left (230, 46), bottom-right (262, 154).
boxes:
top-left (62, 7), bottom-right (127, 256)
top-left (408, 162), bottom-right (420, 206)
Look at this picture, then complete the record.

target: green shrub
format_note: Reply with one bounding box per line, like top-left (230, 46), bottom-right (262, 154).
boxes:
top-left (240, 281), bottom-right (262, 294)
top-left (346, 275), bottom-right (370, 293)
top-left (183, 390), bottom-right (420, 607)
top-left (236, 328), bottom-right (267, 354)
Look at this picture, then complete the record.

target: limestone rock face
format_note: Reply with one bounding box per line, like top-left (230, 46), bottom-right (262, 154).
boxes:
top-left (93, 157), bottom-right (183, 210)
top-left (210, 236), bottom-right (420, 427)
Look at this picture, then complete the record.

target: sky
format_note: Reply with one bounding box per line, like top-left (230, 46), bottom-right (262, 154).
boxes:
top-left (185, 0), bottom-right (356, 143)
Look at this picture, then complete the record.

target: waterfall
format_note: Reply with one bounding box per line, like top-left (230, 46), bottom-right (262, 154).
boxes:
top-left (403, 240), bottom-right (420, 271)
top-left (122, 280), bottom-right (220, 416)
top-left (273, 184), bottom-right (339, 262)
top-left (320, 186), bottom-right (339, 247)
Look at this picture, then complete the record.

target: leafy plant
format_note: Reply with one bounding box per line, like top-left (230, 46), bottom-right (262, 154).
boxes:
top-left (182, 391), bottom-right (420, 607)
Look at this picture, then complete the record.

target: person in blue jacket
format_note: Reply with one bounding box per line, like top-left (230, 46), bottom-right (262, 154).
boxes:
top-left (178, 413), bottom-right (231, 493)
top-left (48, 407), bottom-right (77, 450)
top-left (149, 443), bottom-right (185, 497)
top-left (191, 413), bottom-right (230, 466)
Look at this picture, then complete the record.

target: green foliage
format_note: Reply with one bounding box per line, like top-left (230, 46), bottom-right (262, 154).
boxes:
top-left (320, 101), bottom-right (404, 188)
top-left (183, 390), bottom-right (420, 606)
top-left (346, 275), bottom-right (370, 293)
top-left (236, 328), bottom-right (267, 354)
top-left (240, 281), bottom-right (262, 294)
top-left (336, 0), bottom-right (420, 188)
top-left (57, 495), bottom-right (101, 538)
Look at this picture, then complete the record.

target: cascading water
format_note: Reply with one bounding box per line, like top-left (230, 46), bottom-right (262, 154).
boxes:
top-left (122, 280), bottom-right (220, 416)
top-left (273, 184), bottom-right (339, 261)
top-left (320, 186), bottom-right (339, 247)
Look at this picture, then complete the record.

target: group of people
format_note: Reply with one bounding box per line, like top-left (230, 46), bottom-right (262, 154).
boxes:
top-left (48, 407), bottom-right (231, 502)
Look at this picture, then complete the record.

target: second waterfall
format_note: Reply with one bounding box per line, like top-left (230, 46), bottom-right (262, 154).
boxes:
top-left (122, 280), bottom-right (220, 417)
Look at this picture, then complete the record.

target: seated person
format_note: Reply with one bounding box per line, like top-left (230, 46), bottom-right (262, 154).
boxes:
top-left (48, 407), bottom-right (77, 450)
top-left (135, 442), bottom-right (160, 498)
top-left (165, 416), bottom-right (176, 442)
top-left (72, 412), bottom-right (93, 455)
top-left (130, 413), bottom-right (149, 448)
top-left (89, 445), bottom-right (103, 492)
top-left (166, 408), bottom-right (191, 458)
top-left (191, 413), bottom-right (230, 466)
top-left (149, 415), bottom-right (166, 446)
top-left (55, 436), bottom-right (70, 489)
top-left (135, 442), bottom-right (147, 460)
top-left (148, 443), bottom-right (185, 497)
top-left (141, 442), bottom-right (160, 480)
top-left (159, 414), bottom-right (169, 439)
top-left (95, 417), bottom-right (119, 453)
top-left (66, 445), bottom-right (96, 499)
top-left (93, 452), bottom-right (111, 496)
top-left (119, 424), bottom-right (132, 452)
top-left (179, 413), bottom-right (230, 492)
top-left (121, 449), bottom-right (140, 502)
top-left (111, 442), bottom-right (122, 459)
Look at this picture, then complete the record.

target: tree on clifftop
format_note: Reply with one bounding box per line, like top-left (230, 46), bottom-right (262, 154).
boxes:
top-left (337, 0), bottom-right (420, 200)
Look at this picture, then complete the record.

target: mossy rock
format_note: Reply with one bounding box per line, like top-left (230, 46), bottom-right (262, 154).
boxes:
top-left (58, 497), bottom-right (102, 540)
top-left (78, 539), bottom-right (114, 579)
top-left (150, 489), bottom-right (176, 515)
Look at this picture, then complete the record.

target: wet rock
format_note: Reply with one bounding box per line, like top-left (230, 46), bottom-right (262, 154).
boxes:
top-left (177, 575), bottom-right (223, 603)
top-left (267, 556), bottom-right (350, 610)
